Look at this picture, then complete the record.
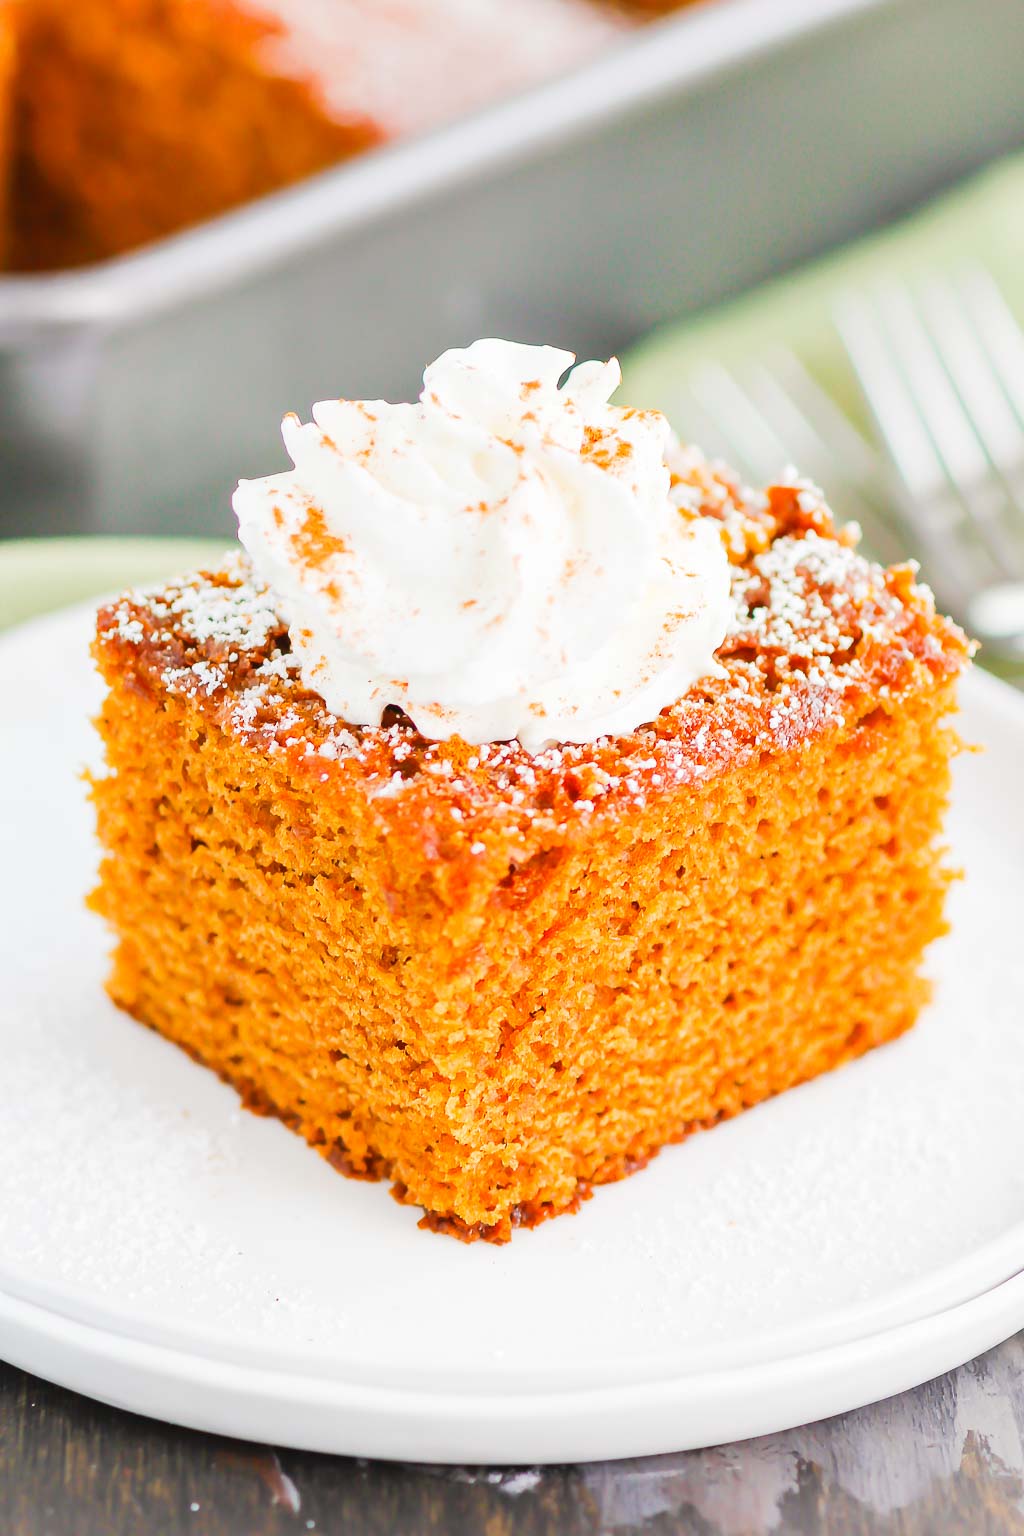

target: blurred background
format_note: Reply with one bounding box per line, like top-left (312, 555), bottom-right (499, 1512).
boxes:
top-left (1, 0), bottom-right (1024, 594)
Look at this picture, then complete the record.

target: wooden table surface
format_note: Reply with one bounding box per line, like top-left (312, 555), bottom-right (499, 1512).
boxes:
top-left (4, 1337), bottom-right (1024, 1535)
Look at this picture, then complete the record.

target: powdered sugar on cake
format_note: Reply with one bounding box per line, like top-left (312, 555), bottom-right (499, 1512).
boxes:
top-left (111, 552), bottom-right (280, 654)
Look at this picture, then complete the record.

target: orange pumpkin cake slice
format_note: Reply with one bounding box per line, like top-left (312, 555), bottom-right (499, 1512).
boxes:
top-left (89, 344), bottom-right (969, 1239)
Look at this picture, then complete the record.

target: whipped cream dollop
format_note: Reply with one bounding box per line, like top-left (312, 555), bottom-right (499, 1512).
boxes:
top-left (233, 340), bottom-right (732, 750)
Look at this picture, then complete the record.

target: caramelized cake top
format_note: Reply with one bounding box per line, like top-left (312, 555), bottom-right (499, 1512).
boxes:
top-left (95, 455), bottom-right (968, 858)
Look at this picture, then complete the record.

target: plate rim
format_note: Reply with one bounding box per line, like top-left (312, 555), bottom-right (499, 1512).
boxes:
top-left (4, 1209), bottom-right (1024, 1395)
top-left (3, 1267), bottom-right (1024, 1463)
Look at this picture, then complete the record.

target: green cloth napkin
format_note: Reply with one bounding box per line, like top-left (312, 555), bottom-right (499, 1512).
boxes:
top-left (620, 154), bottom-right (1024, 434)
top-left (0, 537), bottom-right (227, 632)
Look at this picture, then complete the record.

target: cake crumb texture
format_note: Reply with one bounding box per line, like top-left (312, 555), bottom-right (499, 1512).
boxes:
top-left (89, 466), bottom-right (968, 1239)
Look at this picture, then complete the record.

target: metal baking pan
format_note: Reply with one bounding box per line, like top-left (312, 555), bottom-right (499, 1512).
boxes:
top-left (1, 0), bottom-right (1023, 540)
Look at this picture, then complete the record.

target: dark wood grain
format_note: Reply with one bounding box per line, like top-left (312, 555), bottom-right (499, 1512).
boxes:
top-left (3, 1335), bottom-right (1024, 1535)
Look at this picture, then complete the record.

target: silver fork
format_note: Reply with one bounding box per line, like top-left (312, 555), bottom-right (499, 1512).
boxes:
top-left (835, 268), bottom-right (1024, 667)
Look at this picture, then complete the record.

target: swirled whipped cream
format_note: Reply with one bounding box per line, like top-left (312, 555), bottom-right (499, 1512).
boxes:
top-left (233, 340), bottom-right (731, 750)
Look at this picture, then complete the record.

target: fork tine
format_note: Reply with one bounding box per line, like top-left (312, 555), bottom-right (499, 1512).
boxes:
top-left (765, 349), bottom-right (882, 487)
top-left (877, 282), bottom-right (997, 489)
top-left (958, 267), bottom-right (1024, 432)
top-left (671, 386), bottom-right (760, 487)
top-left (834, 290), bottom-right (951, 508)
top-left (883, 281), bottom-right (1024, 575)
top-left (918, 274), bottom-right (1024, 510)
top-left (686, 363), bottom-right (791, 486)
top-left (742, 360), bottom-right (843, 482)
top-left (835, 288), bottom-right (985, 602)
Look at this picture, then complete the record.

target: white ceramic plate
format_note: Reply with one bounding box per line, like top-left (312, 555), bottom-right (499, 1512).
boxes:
top-left (2, 604), bottom-right (1023, 1463)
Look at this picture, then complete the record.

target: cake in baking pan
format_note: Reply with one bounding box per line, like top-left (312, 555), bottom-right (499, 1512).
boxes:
top-left (3, 0), bottom-right (711, 270)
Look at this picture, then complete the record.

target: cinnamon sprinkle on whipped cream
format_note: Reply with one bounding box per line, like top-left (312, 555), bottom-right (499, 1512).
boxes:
top-left (233, 340), bottom-right (733, 749)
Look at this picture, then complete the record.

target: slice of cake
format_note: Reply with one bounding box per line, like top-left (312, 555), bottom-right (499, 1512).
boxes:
top-left (90, 340), bottom-right (969, 1240)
